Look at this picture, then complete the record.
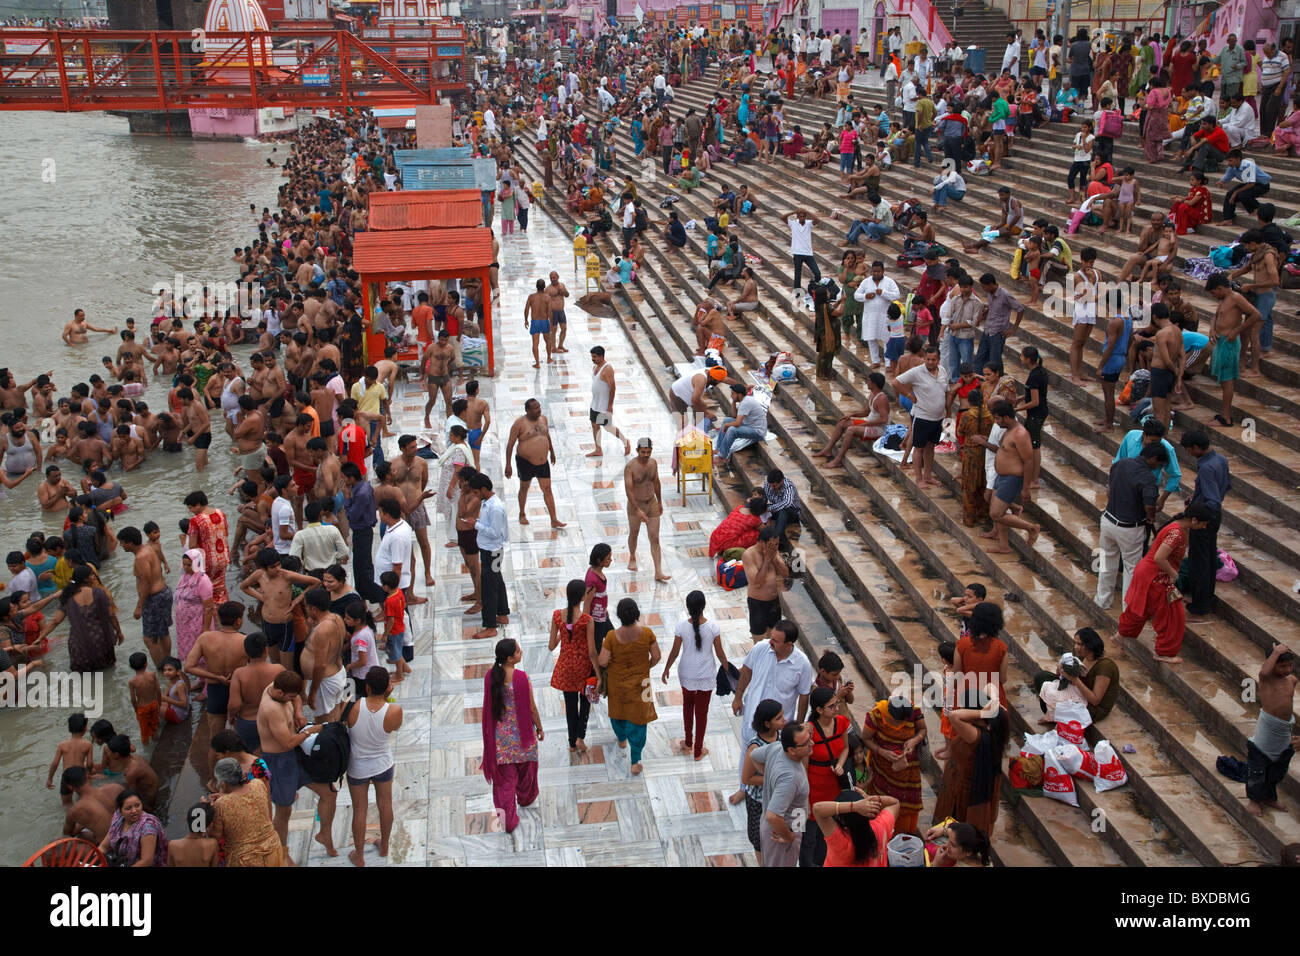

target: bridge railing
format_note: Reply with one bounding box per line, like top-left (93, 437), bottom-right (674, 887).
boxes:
top-left (0, 29), bottom-right (467, 111)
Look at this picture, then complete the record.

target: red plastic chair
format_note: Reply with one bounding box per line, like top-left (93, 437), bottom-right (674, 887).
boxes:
top-left (22, 838), bottom-right (107, 867)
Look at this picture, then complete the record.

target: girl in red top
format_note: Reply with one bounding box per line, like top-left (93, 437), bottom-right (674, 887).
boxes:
top-left (549, 579), bottom-right (595, 754)
top-left (804, 686), bottom-right (852, 866)
top-left (813, 791), bottom-right (900, 867)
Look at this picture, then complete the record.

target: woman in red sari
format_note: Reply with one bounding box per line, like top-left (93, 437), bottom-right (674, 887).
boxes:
top-left (1118, 504), bottom-right (1212, 662)
top-left (1169, 170), bottom-right (1212, 235)
top-left (185, 491), bottom-right (230, 604)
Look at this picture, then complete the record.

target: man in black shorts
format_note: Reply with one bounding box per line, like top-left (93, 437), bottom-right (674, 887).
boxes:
top-left (741, 527), bottom-right (789, 640)
top-left (1015, 346), bottom-right (1048, 492)
top-left (504, 398), bottom-right (566, 528)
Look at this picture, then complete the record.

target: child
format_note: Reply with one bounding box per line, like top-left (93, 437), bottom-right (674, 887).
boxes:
top-left (814, 650), bottom-right (855, 715)
top-left (935, 640), bottom-right (958, 759)
top-left (142, 520), bottom-right (170, 573)
top-left (884, 302), bottom-right (907, 374)
top-left (45, 713), bottom-right (94, 804)
top-left (1115, 166), bottom-right (1140, 235)
top-left (168, 803), bottom-right (219, 867)
top-left (160, 656), bottom-right (190, 724)
top-left (950, 582), bottom-right (987, 638)
top-left (90, 718), bottom-right (133, 774)
top-left (381, 570), bottom-right (410, 683)
top-left (1136, 222), bottom-right (1178, 285)
top-left (844, 731), bottom-right (871, 789)
top-left (128, 652), bottom-right (162, 744)
top-left (910, 294), bottom-right (933, 343)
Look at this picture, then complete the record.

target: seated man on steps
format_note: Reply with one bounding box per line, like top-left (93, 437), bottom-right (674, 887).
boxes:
top-left (762, 468), bottom-right (802, 551)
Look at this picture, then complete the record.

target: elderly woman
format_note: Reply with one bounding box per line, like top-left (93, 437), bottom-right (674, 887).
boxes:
top-left (99, 789), bottom-right (168, 867)
top-left (209, 757), bottom-right (288, 866)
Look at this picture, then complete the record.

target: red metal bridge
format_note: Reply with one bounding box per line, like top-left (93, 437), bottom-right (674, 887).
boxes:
top-left (0, 26), bottom-right (468, 112)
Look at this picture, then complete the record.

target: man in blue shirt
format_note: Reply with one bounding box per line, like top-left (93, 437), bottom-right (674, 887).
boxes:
top-left (1113, 416), bottom-right (1182, 511)
top-left (1180, 430), bottom-right (1231, 619)
top-left (664, 210), bottom-right (687, 248)
top-left (342, 462), bottom-right (383, 603)
top-left (1220, 149), bottom-right (1271, 223)
top-left (470, 473), bottom-right (510, 640)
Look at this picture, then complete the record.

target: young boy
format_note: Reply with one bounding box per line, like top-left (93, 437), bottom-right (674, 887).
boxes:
top-left (814, 650), bottom-right (855, 715)
top-left (167, 803), bottom-right (219, 867)
top-left (160, 656), bottom-right (190, 724)
top-left (381, 570), bottom-right (410, 683)
top-left (950, 582), bottom-right (987, 638)
top-left (45, 713), bottom-right (94, 804)
top-left (127, 652), bottom-right (162, 745)
top-left (142, 521), bottom-right (170, 574)
top-left (935, 640), bottom-right (957, 759)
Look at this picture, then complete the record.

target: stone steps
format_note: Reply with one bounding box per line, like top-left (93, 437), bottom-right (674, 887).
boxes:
top-left (516, 143), bottom-right (1284, 866)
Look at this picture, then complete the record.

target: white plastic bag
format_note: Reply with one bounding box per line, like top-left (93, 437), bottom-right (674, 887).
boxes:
top-left (1054, 699), bottom-right (1092, 746)
top-left (1093, 740), bottom-right (1128, 792)
top-left (1074, 747), bottom-right (1100, 781)
top-left (1049, 743), bottom-right (1084, 776)
top-left (1042, 746), bottom-right (1080, 806)
top-left (887, 832), bottom-right (926, 867)
top-left (1021, 729), bottom-right (1059, 756)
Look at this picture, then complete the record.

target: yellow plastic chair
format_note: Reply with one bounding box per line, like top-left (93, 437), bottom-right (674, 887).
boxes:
top-left (532, 180), bottom-right (544, 202)
top-left (585, 252), bottom-right (601, 292)
top-left (574, 233), bottom-right (588, 272)
top-left (676, 432), bottom-right (713, 505)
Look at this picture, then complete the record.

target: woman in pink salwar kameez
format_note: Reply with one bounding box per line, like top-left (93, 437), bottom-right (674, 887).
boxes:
top-left (481, 639), bottom-right (543, 834)
top-left (174, 549), bottom-right (214, 664)
top-left (1273, 97), bottom-right (1300, 155)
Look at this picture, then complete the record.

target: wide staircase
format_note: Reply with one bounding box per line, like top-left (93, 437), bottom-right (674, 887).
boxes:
top-left (512, 63), bottom-right (1300, 866)
top-left (949, 0), bottom-right (1023, 67)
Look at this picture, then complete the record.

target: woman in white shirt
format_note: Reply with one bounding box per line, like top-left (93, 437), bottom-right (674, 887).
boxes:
top-left (345, 665), bottom-right (403, 867)
top-left (661, 590), bottom-right (729, 761)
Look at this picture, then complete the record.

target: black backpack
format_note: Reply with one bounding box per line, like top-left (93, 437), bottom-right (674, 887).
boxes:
top-left (298, 700), bottom-right (355, 785)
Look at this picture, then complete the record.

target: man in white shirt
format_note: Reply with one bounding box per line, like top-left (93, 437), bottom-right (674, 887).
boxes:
top-left (854, 260), bottom-right (900, 366)
top-left (483, 107), bottom-right (497, 140)
top-left (887, 27), bottom-right (903, 71)
top-left (819, 32), bottom-right (833, 68)
top-left (290, 499), bottom-right (348, 573)
top-left (374, 496), bottom-right (414, 599)
top-left (901, 74), bottom-right (919, 129)
top-left (786, 208), bottom-right (821, 290)
top-left (731, 620), bottom-right (814, 746)
top-left (715, 382), bottom-right (769, 461)
top-left (1220, 93), bottom-right (1260, 148)
top-left (654, 71), bottom-right (667, 107)
top-left (270, 474), bottom-right (297, 555)
top-left (1001, 31), bottom-right (1021, 77)
top-left (913, 49), bottom-right (932, 89)
top-left (884, 56), bottom-right (901, 114)
top-left (471, 473), bottom-right (510, 639)
top-left (891, 345), bottom-right (949, 488)
top-left (1258, 41), bottom-right (1291, 136)
top-left (621, 197), bottom-right (637, 254)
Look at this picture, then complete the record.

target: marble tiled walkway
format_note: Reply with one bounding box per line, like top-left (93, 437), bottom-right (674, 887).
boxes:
top-left (290, 210), bottom-right (770, 866)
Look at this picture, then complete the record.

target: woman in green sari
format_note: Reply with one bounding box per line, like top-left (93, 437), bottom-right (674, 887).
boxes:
top-left (1129, 37), bottom-right (1155, 101)
top-left (838, 250), bottom-right (866, 338)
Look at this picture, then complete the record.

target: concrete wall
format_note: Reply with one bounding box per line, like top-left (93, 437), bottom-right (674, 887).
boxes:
top-left (106, 0), bottom-right (207, 31)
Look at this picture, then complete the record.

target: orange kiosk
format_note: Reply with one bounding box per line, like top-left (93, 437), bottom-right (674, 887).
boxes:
top-left (354, 194), bottom-right (497, 376)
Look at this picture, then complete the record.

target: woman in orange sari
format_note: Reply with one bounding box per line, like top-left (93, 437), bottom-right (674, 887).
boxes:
top-left (185, 492), bottom-right (230, 604)
top-left (1118, 504), bottom-right (1211, 663)
top-left (1169, 170), bottom-right (1212, 235)
top-left (862, 695), bottom-right (926, 834)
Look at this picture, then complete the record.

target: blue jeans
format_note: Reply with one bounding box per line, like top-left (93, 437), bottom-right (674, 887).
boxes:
top-left (846, 220), bottom-right (868, 243)
top-left (864, 222), bottom-right (892, 241)
top-left (974, 330), bottom-right (1005, 373)
top-left (948, 335), bottom-right (974, 379)
top-left (913, 127), bottom-right (932, 165)
top-left (1256, 290), bottom-right (1276, 351)
top-left (717, 422), bottom-right (766, 459)
top-left (932, 184), bottom-right (966, 206)
top-left (839, 152), bottom-right (854, 174)
top-left (771, 507), bottom-right (799, 540)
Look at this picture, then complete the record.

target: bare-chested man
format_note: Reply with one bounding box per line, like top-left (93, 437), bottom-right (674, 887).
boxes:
top-left (182, 601), bottom-right (250, 770)
top-left (110, 424), bottom-right (145, 471)
top-left (421, 330), bottom-right (455, 428)
top-left (284, 414), bottom-right (316, 524)
top-left (239, 548), bottom-right (320, 667)
top-left (60, 767), bottom-right (118, 844)
top-left (462, 379), bottom-right (491, 471)
top-left (226, 631), bottom-right (282, 754)
top-left (256, 669), bottom-right (337, 853)
top-left (741, 527), bottom-right (789, 640)
top-left (233, 394), bottom-right (267, 476)
top-left (62, 308), bottom-right (116, 345)
top-left (119, 526), bottom-right (172, 664)
top-left (390, 435), bottom-right (437, 587)
top-left (1229, 230), bottom-right (1279, 377)
top-left (588, 346), bottom-right (630, 458)
top-left (1246, 641), bottom-right (1299, 817)
top-left (547, 271), bottom-right (571, 352)
top-left (38, 464), bottom-right (76, 511)
top-left (102, 735), bottom-right (159, 808)
top-left (504, 398), bottom-right (565, 528)
top-left (624, 438), bottom-right (671, 581)
top-left (693, 298), bottom-right (728, 355)
top-left (300, 587), bottom-right (348, 722)
top-left (177, 387), bottom-right (212, 471)
top-left (454, 467), bottom-right (483, 613)
top-left (309, 436), bottom-right (345, 540)
top-left (984, 401), bottom-right (1040, 553)
top-left (524, 279), bottom-right (554, 367)
top-left (1205, 272), bottom-right (1259, 427)
top-left (1147, 303), bottom-right (1186, 430)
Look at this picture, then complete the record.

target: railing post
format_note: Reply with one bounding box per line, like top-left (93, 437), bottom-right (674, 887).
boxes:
top-left (247, 33), bottom-right (257, 109)
top-left (151, 32), bottom-right (165, 108)
top-left (340, 32), bottom-right (349, 108)
top-left (52, 31), bottom-right (72, 110)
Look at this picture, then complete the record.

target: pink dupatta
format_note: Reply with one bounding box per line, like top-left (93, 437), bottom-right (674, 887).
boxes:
top-left (481, 668), bottom-right (536, 784)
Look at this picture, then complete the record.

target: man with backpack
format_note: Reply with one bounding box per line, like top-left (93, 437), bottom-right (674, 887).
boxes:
top-left (257, 669), bottom-right (341, 854)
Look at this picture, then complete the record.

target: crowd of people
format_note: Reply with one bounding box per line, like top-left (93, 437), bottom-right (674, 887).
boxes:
top-left (4, 10), bottom-right (1296, 870)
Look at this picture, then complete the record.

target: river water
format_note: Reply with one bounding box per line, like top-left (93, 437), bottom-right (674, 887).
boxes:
top-left (0, 111), bottom-right (282, 865)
